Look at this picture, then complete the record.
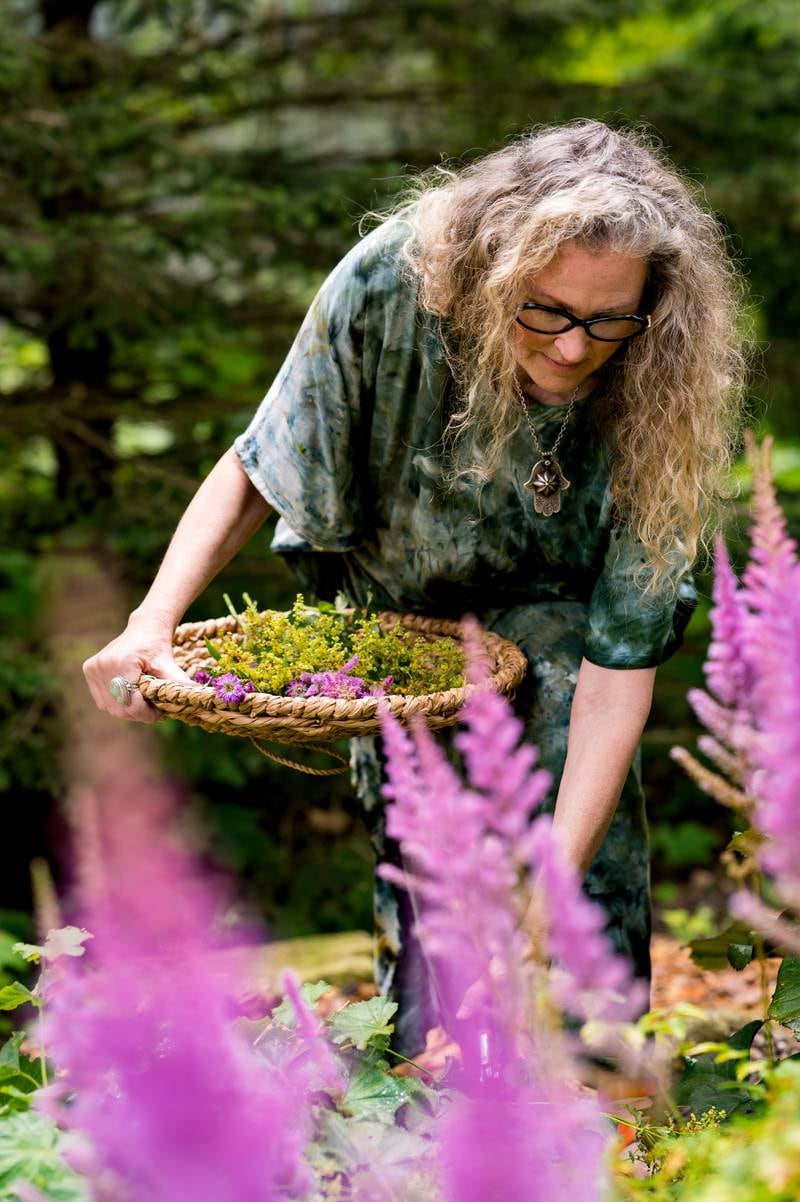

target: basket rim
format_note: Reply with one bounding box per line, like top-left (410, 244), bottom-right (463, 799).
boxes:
top-left (136, 609), bottom-right (527, 731)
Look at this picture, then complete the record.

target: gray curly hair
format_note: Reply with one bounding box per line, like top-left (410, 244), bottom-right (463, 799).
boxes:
top-left (370, 119), bottom-right (751, 596)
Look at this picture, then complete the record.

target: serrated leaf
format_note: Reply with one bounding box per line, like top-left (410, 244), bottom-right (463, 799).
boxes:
top-left (342, 1061), bottom-right (415, 1124)
top-left (271, 980), bottom-right (333, 1028)
top-left (0, 1110), bottom-right (90, 1198)
top-left (0, 1033), bottom-right (24, 1073)
top-left (310, 1110), bottom-right (432, 1179)
top-left (0, 982), bottom-right (40, 1012)
top-left (689, 921), bottom-right (754, 971)
top-left (0, 1084), bottom-right (37, 1115)
top-left (0, 1031), bottom-right (41, 1102)
top-left (767, 955), bottom-right (800, 1036)
top-left (328, 997), bottom-right (397, 1052)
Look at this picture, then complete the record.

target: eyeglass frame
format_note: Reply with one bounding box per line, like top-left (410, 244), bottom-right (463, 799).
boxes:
top-left (514, 301), bottom-right (651, 343)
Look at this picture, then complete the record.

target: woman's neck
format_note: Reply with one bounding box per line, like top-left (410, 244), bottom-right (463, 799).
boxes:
top-left (517, 369), bottom-right (601, 407)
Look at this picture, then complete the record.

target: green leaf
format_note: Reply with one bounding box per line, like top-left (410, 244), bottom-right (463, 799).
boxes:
top-left (309, 1110), bottom-right (432, 1180)
top-left (0, 1033), bottom-right (24, 1073)
top-left (271, 980), bottom-right (333, 1027)
top-left (0, 1110), bottom-right (90, 1198)
top-left (203, 636), bottom-right (221, 662)
top-left (767, 955), bottom-right (800, 1036)
top-left (0, 983), bottom-right (40, 1012)
top-left (11, 944), bottom-right (43, 965)
top-left (222, 592), bottom-right (239, 620)
top-left (676, 1019), bottom-right (763, 1119)
top-left (0, 933), bottom-right (28, 974)
top-left (727, 942), bottom-right (755, 971)
top-left (342, 1061), bottom-right (419, 1124)
top-left (689, 921), bottom-right (755, 971)
top-left (328, 996), bottom-right (397, 1052)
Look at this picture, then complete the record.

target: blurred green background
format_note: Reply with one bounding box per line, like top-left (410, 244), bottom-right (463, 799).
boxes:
top-left (2, 0), bottom-right (798, 939)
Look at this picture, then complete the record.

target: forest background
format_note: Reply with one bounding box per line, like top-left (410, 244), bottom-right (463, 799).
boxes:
top-left (2, 0), bottom-right (798, 948)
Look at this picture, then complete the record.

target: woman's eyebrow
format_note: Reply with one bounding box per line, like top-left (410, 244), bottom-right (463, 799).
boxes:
top-left (531, 289), bottom-right (642, 315)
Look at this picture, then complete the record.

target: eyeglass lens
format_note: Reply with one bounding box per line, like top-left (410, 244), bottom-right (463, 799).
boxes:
top-left (517, 305), bottom-right (644, 341)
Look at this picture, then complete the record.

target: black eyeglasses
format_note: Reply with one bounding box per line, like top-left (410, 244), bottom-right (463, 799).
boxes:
top-left (515, 302), bottom-right (651, 343)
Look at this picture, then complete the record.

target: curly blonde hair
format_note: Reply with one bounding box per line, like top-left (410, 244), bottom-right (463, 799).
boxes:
top-left (368, 119), bottom-right (751, 597)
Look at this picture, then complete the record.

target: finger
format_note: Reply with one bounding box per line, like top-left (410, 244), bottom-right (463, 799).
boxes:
top-left (94, 659), bottom-right (155, 723)
top-left (87, 669), bottom-right (130, 718)
top-left (125, 691), bottom-right (166, 724)
top-left (146, 655), bottom-right (194, 685)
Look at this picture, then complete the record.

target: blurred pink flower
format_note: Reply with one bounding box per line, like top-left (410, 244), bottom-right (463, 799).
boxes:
top-left (377, 622), bottom-right (636, 1201)
top-left (686, 438), bottom-right (800, 908)
top-left (704, 534), bottom-right (751, 709)
top-left (42, 777), bottom-right (315, 1202)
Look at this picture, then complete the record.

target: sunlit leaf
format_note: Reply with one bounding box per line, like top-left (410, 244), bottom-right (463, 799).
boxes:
top-left (328, 997), bottom-right (397, 1052)
top-left (767, 956), bottom-right (800, 1037)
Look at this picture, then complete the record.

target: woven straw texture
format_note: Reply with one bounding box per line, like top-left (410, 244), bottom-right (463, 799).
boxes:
top-left (137, 611), bottom-right (527, 744)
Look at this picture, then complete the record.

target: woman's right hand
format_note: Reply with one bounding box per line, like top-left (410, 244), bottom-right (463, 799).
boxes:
top-left (82, 615), bottom-right (195, 724)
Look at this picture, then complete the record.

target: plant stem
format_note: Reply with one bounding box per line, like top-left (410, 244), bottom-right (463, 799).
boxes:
top-left (383, 1046), bottom-right (437, 1080)
top-left (38, 1012), bottom-right (48, 1088)
top-left (753, 875), bottom-right (776, 1065)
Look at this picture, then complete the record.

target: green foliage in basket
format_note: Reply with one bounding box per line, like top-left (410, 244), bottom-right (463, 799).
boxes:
top-left (210, 594), bottom-right (465, 697)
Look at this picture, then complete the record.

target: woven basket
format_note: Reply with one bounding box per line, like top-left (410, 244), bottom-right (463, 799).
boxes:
top-left (137, 610), bottom-right (527, 774)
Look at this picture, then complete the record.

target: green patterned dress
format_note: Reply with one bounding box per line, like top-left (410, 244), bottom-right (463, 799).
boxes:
top-left (234, 213), bottom-right (697, 1056)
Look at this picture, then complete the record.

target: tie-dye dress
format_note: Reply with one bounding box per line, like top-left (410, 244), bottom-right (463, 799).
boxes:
top-left (234, 212), bottom-right (697, 1055)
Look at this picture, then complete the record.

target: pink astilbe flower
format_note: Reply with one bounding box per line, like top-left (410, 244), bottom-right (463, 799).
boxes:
top-left (737, 448), bottom-right (800, 901)
top-left (280, 970), bottom-right (346, 1095)
top-left (680, 436), bottom-right (800, 910)
top-left (740, 443), bottom-right (799, 620)
top-left (745, 565), bottom-right (800, 902)
top-left (377, 629), bottom-right (641, 1202)
top-left (704, 534), bottom-right (751, 709)
top-left (524, 817), bottom-right (649, 1023)
top-left (42, 775), bottom-right (316, 1202)
top-left (438, 1068), bottom-right (609, 1202)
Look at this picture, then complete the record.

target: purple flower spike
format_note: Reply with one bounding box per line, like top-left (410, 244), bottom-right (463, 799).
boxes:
top-left (193, 670), bottom-right (211, 685)
top-left (212, 672), bottom-right (247, 707)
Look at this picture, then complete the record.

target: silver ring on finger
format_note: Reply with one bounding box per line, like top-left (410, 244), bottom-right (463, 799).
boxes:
top-left (108, 675), bottom-right (139, 707)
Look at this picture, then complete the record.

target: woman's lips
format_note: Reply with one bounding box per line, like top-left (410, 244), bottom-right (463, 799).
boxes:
top-left (542, 353), bottom-right (579, 371)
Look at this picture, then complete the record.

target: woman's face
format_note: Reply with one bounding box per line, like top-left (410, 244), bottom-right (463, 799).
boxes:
top-left (513, 240), bottom-right (649, 406)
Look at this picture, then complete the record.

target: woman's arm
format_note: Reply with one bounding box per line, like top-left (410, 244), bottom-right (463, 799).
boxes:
top-left (521, 658), bottom-right (656, 957)
top-left (83, 446), bottom-right (273, 722)
top-left (551, 657), bottom-right (657, 876)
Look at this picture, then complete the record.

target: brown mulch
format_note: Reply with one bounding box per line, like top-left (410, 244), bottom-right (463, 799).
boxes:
top-left (650, 932), bottom-right (780, 1015)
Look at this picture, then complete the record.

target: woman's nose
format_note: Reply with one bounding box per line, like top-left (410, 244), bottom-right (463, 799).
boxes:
top-left (552, 326), bottom-right (591, 362)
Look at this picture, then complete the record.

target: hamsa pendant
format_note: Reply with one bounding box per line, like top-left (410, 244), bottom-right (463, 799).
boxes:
top-left (523, 456), bottom-right (570, 516)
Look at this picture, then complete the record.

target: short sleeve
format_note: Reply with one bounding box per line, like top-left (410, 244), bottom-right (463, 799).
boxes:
top-left (233, 246), bottom-right (368, 552)
top-left (583, 525), bottom-right (698, 669)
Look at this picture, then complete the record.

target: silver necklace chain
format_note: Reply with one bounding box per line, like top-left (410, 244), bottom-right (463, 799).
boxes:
top-left (513, 377), bottom-right (580, 456)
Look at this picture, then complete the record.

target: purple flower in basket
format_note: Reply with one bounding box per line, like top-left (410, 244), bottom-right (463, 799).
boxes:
top-left (193, 670), bottom-right (211, 686)
top-left (212, 673), bottom-right (248, 707)
top-left (285, 655), bottom-right (381, 700)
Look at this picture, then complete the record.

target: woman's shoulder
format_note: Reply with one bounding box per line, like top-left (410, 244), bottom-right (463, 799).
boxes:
top-left (319, 209), bottom-right (418, 312)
